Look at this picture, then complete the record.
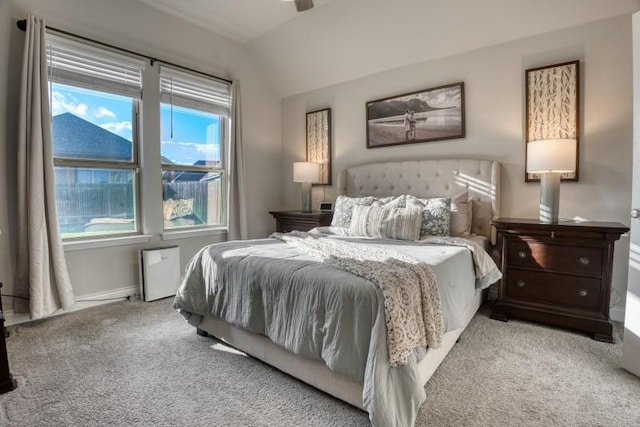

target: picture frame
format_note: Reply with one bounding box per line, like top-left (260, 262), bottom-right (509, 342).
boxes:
top-left (525, 60), bottom-right (580, 182)
top-left (366, 82), bottom-right (465, 148)
top-left (306, 108), bottom-right (331, 185)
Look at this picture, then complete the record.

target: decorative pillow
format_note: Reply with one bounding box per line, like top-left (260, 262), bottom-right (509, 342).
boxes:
top-left (331, 195), bottom-right (377, 228)
top-left (375, 194), bottom-right (406, 209)
top-left (349, 204), bottom-right (422, 241)
top-left (163, 198), bottom-right (194, 220)
top-left (450, 191), bottom-right (472, 237)
top-left (405, 196), bottom-right (451, 237)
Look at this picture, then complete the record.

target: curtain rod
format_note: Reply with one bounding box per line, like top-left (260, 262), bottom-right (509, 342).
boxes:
top-left (16, 19), bottom-right (233, 85)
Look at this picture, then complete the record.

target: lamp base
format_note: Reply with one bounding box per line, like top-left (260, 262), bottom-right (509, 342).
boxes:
top-left (539, 172), bottom-right (560, 223)
top-left (301, 182), bottom-right (312, 213)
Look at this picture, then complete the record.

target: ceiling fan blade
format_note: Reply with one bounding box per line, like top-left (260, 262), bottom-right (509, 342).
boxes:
top-left (294, 0), bottom-right (314, 12)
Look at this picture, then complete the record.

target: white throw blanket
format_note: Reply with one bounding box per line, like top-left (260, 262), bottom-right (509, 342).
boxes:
top-left (271, 231), bottom-right (444, 366)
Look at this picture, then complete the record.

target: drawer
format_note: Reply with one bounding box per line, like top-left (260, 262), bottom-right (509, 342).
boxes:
top-left (278, 219), bottom-right (318, 232)
top-left (505, 268), bottom-right (601, 310)
top-left (507, 240), bottom-right (603, 277)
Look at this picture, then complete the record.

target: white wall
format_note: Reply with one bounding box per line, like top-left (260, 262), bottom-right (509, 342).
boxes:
top-left (281, 15), bottom-right (633, 319)
top-left (0, 0), bottom-right (282, 310)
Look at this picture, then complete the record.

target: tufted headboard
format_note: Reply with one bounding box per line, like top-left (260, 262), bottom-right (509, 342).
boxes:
top-left (337, 159), bottom-right (501, 242)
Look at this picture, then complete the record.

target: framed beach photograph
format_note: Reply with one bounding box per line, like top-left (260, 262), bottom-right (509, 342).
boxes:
top-left (525, 60), bottom-right (579, 182)
top-left (306, 108), bottom-right (332, 185)
top-left (366, 82), bottom-right (465, 148)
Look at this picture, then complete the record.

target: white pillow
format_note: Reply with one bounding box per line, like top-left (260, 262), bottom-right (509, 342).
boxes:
top-left (331, 195), bottom-right (406, 228)
top-left (331, 195), bottom-right (377, 228)
top-left (349, 204), bottom-right (422, 241)
top-left (450, 191), bottom-right (472, 237)
top-left (375, 194), bottom-right (406, 208)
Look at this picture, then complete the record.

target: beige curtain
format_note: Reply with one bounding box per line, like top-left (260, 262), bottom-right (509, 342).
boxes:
top-left (16, 15), bottom-right (75, 319)
top-left (227, 80), bottom-right (248, 240)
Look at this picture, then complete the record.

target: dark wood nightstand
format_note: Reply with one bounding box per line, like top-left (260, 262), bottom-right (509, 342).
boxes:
top-left (269, 210), bottom-right (333, 232)
top-left (490, 218), bottom-right (628, 342)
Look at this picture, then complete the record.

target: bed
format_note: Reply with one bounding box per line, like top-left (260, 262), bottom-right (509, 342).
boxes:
top-left (174, 158), bottom-right (502, 426)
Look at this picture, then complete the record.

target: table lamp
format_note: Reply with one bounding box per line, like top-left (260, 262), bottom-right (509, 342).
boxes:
top-left (293, 162), bottom-right (320, 212)
top-left (526, 138), bottom-right (577, 223)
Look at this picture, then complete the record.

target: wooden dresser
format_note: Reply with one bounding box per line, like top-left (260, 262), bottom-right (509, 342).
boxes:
top-left (269, 210), bottom-right (333, 232)
top-left (490, 218), bottom-right (628, 342)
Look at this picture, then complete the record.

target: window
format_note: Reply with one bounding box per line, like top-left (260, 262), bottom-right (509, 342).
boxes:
top-left (160, 67), bottom-right (231, 230)
top-left (47, 34), bottom-right (143, 239)
top-left (46, 33), bottom-right (233, 242)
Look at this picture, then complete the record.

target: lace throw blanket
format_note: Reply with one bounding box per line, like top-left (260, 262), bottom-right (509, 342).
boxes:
top-left (271, 231), bottom-right (444, 366)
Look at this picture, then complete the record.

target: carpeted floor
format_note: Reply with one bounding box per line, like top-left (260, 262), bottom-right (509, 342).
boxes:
top-left (0, 299), bottom-right (638, 426)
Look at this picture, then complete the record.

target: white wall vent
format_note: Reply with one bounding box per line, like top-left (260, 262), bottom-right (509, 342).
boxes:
top-left (139, 246), bottom-right (181, 302)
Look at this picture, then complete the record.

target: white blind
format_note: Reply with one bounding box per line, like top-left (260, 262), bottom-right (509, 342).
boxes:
top-left (160, 66), bottom-right (231, 116)
top-left (46, 33), bottom-right (143, 98)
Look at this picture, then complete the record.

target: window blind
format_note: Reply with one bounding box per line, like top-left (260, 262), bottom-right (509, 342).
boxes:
top-left (46, 33), bottom-right (143, 98)
top-left (160, 66), bottom-right (231, 116)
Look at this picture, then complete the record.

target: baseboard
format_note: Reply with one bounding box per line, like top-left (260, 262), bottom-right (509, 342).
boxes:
top-left (4, 285), bottom-right (140, 327)
top-left (610, 305), bottom-right (625, 323)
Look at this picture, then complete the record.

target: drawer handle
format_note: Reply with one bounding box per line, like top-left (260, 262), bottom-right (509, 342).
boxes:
top-left (517, 280), bottom-right (525, 288)
top-left (578, 289), bottom-right (588, 297)
top-left (579, 257), bottom-right (590, 265)
top-left (518, 251), bottom-right (527, 259)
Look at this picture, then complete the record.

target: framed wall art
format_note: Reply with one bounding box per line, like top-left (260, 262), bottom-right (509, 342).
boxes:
top-left (306, 108), bottom-right (331, 185)
top-left (366, 82), bottom-right (465, 148)
top-left (525, 60), bottom-right (580, 182)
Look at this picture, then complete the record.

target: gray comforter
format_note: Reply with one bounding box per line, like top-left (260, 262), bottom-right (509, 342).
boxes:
top-left (173, 232), bottom-right (500, 426)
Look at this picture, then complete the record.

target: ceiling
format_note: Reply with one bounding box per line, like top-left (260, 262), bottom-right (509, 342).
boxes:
top-left (135, 0), bottom-right (640, 98)
top-left (136, 0), bottom-right (334, 43)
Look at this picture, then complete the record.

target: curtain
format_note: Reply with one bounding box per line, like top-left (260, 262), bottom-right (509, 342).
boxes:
top-left (227, 80), bottom-right (248, 240)
top-left (15, 15), bottom-right (75, 319)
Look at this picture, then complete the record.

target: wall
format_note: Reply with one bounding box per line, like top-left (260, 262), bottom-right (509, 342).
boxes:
top-left (281, 15), bottom-right (633, 319)
top-left (0, 0), bottom-right (282, 312)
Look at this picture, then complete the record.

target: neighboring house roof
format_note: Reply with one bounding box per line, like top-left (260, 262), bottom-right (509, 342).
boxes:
top-left (164, 160), bottom-right (222, 183)
top-left (52, 112), bottom-right (132, 161)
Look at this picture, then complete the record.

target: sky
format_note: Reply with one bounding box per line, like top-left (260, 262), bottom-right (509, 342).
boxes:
top-left (51, 83), bottom-right (221, 166)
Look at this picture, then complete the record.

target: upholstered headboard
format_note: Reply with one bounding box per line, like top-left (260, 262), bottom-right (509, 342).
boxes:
top-left (337, 159), bottom-right (501, 242)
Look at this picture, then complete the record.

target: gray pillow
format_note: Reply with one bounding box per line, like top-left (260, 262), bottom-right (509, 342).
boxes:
top-left (405, 195), bottom-right (451, 237)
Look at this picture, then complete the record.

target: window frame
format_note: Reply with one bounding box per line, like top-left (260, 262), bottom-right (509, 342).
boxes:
top-left (159, 66), bottom-right (232, 232)
top-left (44, 31), bottom-right (234, 244)
top-left (47, 34), bottom-right (144, 241)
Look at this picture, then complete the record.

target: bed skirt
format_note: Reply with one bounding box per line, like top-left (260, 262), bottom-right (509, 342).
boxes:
top-left (196, 289), bottom-right (485, 409)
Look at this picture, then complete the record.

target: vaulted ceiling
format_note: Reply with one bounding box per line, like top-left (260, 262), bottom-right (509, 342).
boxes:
top-left (137, 0), bottom-right (640, 97)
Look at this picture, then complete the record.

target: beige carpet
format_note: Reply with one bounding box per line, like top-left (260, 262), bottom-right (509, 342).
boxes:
top-left (0, 299), bottom-right (638, 426)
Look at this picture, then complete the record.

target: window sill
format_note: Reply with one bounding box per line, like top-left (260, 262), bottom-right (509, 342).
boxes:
top-left (161, 227), bottom-right (227, 241)
top-left (63, 234), bottom-right (153, 252)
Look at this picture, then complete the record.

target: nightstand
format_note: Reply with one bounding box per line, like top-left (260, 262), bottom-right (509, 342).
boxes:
top-left (269, 210), bottom-right (333, 232)
top-left (490, 218), bottom-right (628, 342)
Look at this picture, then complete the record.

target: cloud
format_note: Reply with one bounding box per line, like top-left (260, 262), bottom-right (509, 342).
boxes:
top-left (51, 90), bottom-right (88, 117)
top-left (95, 107), bottom-right (116, 119)
top-left (161, 141), bottom-right (221, 164)
top-left (100, 121), bottom-right (133, 134)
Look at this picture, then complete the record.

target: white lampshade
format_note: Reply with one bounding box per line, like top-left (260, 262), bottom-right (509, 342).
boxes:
top-left (526, 139), bottom-right (577, 173)
top-left (293, 162), bottom-right (320, 183)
